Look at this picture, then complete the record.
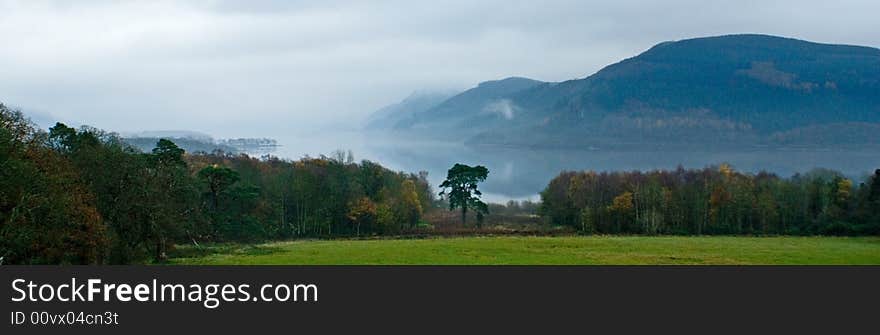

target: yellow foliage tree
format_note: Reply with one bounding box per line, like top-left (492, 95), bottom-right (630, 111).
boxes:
top-left (347, 197), bottom-right (377, 236)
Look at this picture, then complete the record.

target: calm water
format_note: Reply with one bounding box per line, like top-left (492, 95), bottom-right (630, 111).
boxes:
top-left (263, 131), bottom-right (880, 203)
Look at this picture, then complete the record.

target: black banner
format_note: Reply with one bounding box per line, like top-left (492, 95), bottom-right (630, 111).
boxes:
top-left (2, 266), bottom-right (877, 334)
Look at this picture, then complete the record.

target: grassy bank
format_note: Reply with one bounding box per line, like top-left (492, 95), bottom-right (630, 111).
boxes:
top-left (168, 236), bottom-right (880, 265)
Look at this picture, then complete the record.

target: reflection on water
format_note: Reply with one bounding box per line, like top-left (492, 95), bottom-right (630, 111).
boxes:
top-left (264, 131), bottom-right (880, 202)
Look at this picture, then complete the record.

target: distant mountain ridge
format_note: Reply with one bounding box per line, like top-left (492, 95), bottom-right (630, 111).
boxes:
top-left (396, 77), bottom-right (545, 129)
top-left (364, 90), bottom-right (457, 130)
top-left (370, 34), bottom-right (880, 148)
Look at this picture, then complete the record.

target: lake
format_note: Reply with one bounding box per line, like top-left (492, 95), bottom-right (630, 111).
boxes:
top-left (265, 131), bottom-right (880, 203)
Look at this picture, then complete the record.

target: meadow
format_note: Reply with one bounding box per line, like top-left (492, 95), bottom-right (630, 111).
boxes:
top-left (168, 236), bottom-right (880, 265)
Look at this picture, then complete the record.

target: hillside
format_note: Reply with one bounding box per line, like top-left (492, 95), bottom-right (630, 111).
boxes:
top-left (377, 34), bottom-right (880, 148)
top-left (386, 77), bottom-right (546, 136)
top-left (364, 90), bottom-right (458, 129)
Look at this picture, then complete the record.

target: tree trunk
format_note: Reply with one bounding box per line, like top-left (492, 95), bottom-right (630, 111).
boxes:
top-left (461, 206), bottom-right (467, 227)
top-left (154, 237), bottom-right (166, 263)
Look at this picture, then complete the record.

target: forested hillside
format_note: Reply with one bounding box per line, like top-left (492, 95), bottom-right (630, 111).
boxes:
top-left (364, 90), bottom-right (457, 130)
top-left (379, 34), bottom-right (880, 148)
top-left (394, 77), bottom-right (545, 134)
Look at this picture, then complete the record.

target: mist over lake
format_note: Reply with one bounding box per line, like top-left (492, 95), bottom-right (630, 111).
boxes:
top-left (265, 131), bottom-right (880, 203)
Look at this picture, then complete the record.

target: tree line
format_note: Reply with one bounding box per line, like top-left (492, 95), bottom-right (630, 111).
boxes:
top-left (5, 101), bottom-right (879, 264)
top-left (540, 164), bottom-right (880, 235)
top-left (1, 104), bottom-right (431, 264)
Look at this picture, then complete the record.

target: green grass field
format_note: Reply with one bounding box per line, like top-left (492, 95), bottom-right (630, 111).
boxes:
top-left (168, 236), bottom-right (880, 265)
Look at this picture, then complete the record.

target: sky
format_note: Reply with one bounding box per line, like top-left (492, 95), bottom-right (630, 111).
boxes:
top-left (2, 0), bottom-right (879, 138)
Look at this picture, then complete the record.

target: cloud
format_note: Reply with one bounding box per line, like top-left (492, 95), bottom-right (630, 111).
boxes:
top-left (0, 0), bottom-right (878, 137)
top-left (484, 99), bottom-right (517, 120)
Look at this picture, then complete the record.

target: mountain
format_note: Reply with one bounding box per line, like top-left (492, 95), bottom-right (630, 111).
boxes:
top-left (385, 77), bottom-right (545, 136)
top-left (364, 90), bottom-right (457, 129)
top-left (396, 77), bottom-right (542, 130)
top-left (382, 34), bottom-right (880, 148)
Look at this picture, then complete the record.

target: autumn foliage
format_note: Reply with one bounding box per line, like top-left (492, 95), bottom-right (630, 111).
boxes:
top-left (541, 164), bottom-right (880, 235)
top-left (1, 104), bottom-right (431, 264)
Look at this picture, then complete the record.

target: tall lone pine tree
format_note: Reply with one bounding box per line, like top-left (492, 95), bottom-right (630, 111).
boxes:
top-left (439, 163), bottom-right (489, 227)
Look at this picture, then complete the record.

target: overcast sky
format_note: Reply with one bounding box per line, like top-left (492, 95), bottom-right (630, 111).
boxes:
top-left (2, 0), bottom-right (878, 137)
